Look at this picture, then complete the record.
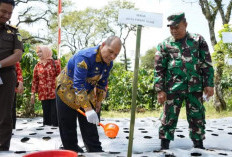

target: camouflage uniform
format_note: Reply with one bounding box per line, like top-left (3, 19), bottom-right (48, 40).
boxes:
top-left (154, 31), bottom-right (214, 141)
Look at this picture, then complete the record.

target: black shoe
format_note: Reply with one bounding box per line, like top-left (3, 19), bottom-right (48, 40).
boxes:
top-left (161, 139), bottom-right (170, 150)
top-left (193, 140), bottom-right (205, 149)
top-left (77, 146), bottom-right (84, 153)
top-left (59, 145), bottom-right (84, 153)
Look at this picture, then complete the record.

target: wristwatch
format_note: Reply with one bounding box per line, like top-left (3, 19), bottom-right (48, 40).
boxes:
top-left (0, 63), bottom-right (2, 68)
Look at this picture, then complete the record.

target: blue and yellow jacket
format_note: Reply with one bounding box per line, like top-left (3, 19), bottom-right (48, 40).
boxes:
top-left (56, 45), bottom-right (112, 110)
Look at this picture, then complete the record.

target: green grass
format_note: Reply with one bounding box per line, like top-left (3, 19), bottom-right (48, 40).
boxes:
top-left (101, 103), bottom-right (232, 119)
top-left (30, 101), bottom-right (232, 119)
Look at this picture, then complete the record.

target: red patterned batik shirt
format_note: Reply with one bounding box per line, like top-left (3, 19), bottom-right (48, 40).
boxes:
top-left (16, 62), bottom-right (23, 83)
top-left (31, 59), bottom-right (61, 100)
top-left (15, 62), bottom-right (23, 93)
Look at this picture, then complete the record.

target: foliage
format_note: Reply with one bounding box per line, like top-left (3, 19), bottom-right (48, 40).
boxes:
top-left (120, 56), bottom-right (132, 70)
top-left (60, 7), bottom-right (109, 54)
top-left (102, 62), bottom-right (157, 111)
top-left (212, 24), bottom-right (232, 109)
top-left (16, 43), bottom-right (38, 116)
top-left (198, 0), bottom-right (232, 110)
top-left (102, 0), bottom-right (137, 70)
top-left (15, 0), bottom-right (72, 45)
top-left (52, 48), bottom-right (67, 68)
top-left (16, 43), bottom-right (67, 116)
top-left (57, 0), bottom-right (137, 69)
top-left (140, 47), bottom-right (157, 70)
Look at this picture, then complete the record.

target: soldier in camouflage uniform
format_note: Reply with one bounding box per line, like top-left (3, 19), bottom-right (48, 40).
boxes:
top-left (154, 12), bottom-right (214, 150)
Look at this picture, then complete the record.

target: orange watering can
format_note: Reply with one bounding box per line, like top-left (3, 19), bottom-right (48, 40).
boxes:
top-left (77, 109), bottom-right (119, 139)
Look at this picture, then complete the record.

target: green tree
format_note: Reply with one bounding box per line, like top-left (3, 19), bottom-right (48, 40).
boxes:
top-left (103, 0), bottom-right (137, 70)
top-left (198, 0), bottom-right (232, 111)
top-left (15, 0), bottom-right (71, 45)
top-left (120, 56), bottom-right (132, 70)
top-left (212, 24), bottom-right (232, 110)
top-left (60, 8), bottom-right (109, 54)
top-left (140, 47), bottom-right (157, 70)
top-left (103, 63), bottom-right (157, 111)
top-left (17, 43), bottom-right (38, 116)
top-left (59, 0), bottom-right (137, 68)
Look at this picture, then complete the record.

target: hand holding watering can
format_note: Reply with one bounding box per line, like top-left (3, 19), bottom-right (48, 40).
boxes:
top-left (85, 110), bottom-right (99, 124)
top-left (77, 109), bottom-right (119, 139)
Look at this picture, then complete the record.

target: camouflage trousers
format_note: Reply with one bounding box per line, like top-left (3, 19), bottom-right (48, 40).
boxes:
top-left (159, 92), bottom-right (206, 141)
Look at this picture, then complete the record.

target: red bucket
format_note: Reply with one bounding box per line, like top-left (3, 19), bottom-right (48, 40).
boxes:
top-left (23, 150), bottom-right (78, 157)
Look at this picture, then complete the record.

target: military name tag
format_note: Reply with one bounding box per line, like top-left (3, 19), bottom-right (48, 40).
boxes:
top-left (16, 33), bottom-right (22, 42)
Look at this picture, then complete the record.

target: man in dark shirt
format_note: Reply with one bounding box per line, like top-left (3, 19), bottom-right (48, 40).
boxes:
top-left (0, 0), bottom-right (23, 151)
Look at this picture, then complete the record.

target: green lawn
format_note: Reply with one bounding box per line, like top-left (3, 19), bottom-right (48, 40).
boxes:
top-left (31, 101), bottom-right (232, 119)
top-left (101, 103), bottom-right (232, 119)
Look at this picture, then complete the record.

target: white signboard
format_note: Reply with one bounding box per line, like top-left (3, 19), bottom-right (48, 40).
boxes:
top-left (227, 58), bottom-right (232, 65)
top-left (222, 32), bottom-right (232, 43)
top-left (118, 9), bottom-right (163, 28)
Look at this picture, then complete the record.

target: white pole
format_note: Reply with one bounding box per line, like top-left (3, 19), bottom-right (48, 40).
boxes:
top-left (58, 0), bottom-right (62, 59)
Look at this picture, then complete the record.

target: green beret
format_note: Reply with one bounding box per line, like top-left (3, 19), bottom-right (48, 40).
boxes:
top-left (167, 12), bottom-right (185, 27)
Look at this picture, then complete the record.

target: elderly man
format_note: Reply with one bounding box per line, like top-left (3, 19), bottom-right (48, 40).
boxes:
top-left (0, 0), bottom-right (23, 151)
top-left (56, 36), bottom-right (121, 152)
top-left (154, 12), bottom-right (214, 150)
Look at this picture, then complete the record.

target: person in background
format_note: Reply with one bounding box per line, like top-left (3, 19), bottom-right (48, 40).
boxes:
top-left (56, 36), bottom-right (121, 153)
top-left (30, 46), bottom-right (61, 126)
top-left (0, 0), bottom-right (23, 151)
top-left (12, 62), bottom-right (24, 129)
top-left (154, 12), bottom-right (214, 150)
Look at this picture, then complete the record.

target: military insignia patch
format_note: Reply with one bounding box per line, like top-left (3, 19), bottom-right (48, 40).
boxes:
top-left (16, 33), bottom-right (22, 42)
top-left (77, 60), bottom-right (88, 69)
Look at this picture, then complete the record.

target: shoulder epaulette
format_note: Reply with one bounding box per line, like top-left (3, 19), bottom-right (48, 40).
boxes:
top-left (8, 24), bottom-right (18, 30)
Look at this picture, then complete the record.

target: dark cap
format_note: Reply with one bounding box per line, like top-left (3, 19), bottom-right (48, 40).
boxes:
top-left (167, 12), bottom-right (185, 27)
top-left (0, 0), bottom-right (15, 7)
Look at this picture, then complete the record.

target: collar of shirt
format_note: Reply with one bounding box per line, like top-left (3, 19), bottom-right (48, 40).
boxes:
top-left (95, 45), bottom-right (111, 66)
top-left (95, 46), bottom-right (103, 63)
top-left (169, 32), bottom-right (194, 43)
top-left (0, 23), bottom-right (7, 29)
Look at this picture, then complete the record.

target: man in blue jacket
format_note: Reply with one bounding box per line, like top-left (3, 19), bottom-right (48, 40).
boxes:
top-left (56, 36), bottom-right (121, 152)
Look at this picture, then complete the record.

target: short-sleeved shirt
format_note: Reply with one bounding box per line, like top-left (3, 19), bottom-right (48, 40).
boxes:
top-left (0, 24), bottom-right (24, 70)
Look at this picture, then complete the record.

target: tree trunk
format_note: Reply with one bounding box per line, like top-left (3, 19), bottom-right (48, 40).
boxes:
top-left (214, 64), bottom-right (227, 111)
top-left (208, 21), bottom-right (217, 46)
top-left (207, 21), bottom-right (227, 111)
top-left (198, 0), bottom-right (231, 111)
top-left (123, 43), bottom-right (128, 71)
